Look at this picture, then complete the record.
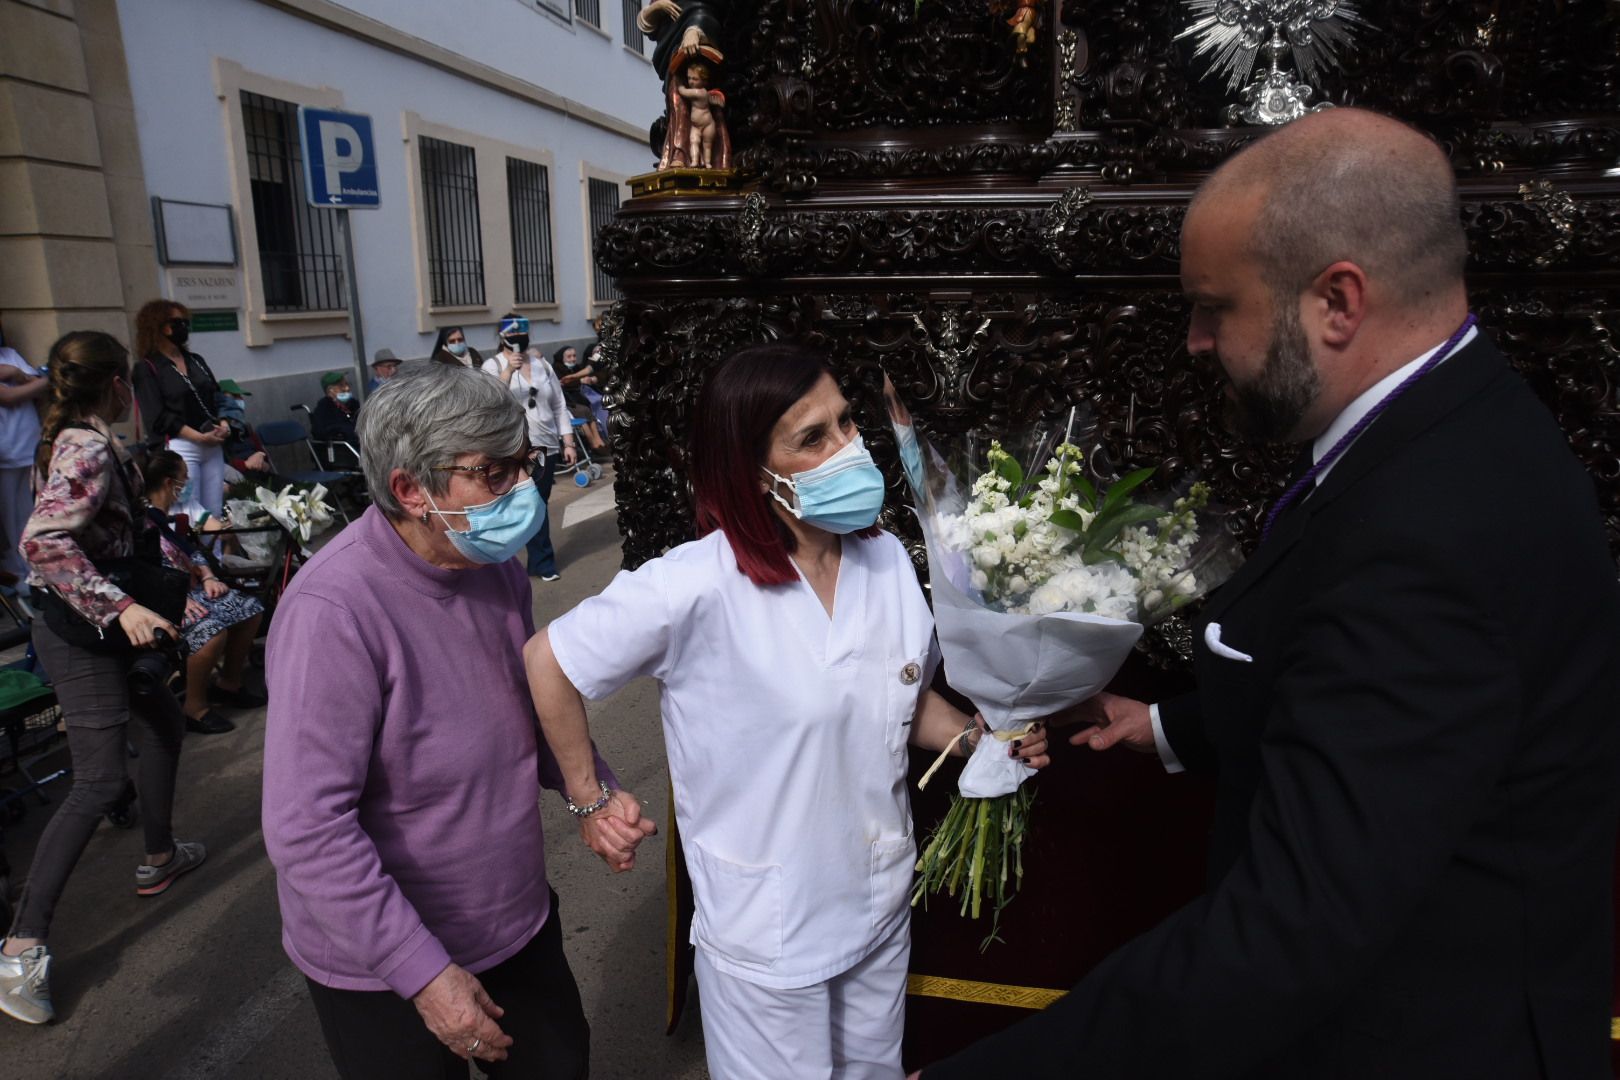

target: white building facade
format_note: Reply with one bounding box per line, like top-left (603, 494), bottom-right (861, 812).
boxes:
top-left (4, 0), bottom-right (658, 410)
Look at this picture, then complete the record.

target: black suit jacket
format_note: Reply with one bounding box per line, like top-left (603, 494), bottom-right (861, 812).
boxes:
top-left (925, 334), bottom-right (1620, 1079)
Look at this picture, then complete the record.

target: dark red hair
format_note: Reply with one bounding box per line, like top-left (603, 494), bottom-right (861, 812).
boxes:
top-left (690, 342), bottom-right (880, 586)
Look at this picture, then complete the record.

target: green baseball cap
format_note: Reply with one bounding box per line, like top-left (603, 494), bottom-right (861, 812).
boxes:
top-left (319, 371), bottom-right (348, 389)
top-left (217, 379), bottom-right (251, 396)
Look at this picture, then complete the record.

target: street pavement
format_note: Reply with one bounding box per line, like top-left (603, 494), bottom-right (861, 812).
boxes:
top-left (0, 470), bottom-right (712, 1079)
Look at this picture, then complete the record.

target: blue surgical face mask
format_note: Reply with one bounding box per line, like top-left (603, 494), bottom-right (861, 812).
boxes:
top-left (447, 342), bottom-right (468, 357)
top-left (336, 391), bottom-right (354, 403)
top-left (425, 477), bottom-right (543, 564)
top-left (894, 423), bottom-right (926, 496)
top-left (176, 478), bottom-right (195, 505)
top-left (763, 435), bottom-right (887, 535)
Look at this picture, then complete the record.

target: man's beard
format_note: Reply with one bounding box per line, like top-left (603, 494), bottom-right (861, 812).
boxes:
top-left (1225, 305), bottom-right (1321, 444)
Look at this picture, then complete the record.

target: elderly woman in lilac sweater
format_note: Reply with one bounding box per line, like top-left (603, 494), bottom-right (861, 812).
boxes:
top-left (263, 363), bottom-right (655, 1080)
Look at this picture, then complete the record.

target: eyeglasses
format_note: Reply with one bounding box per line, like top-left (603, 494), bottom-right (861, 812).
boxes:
top-left (527, 387), bottom-right (539, 410)
top-left (432, 450), bottom-right (540, 496)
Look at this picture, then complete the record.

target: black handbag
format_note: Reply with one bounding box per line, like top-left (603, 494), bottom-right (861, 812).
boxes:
top-left (37, 431), bottom-right (192, 653)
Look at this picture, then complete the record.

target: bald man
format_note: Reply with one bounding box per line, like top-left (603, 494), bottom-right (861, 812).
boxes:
top-left (916, 109), bottom-right (1620, 1079)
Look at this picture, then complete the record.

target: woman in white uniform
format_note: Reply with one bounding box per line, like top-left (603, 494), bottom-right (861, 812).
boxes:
top-left (525, 343), bottom-right (1050, 1079)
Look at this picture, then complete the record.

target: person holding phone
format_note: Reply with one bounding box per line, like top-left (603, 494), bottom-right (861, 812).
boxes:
top-left (132, 299), bottom-right (228, 519)
top-left (481, 315), bottom-right (576, 581)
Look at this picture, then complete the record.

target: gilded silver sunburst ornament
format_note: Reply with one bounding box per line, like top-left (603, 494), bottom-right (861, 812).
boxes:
top-left (1177, 1), bottom-right (1371, 126)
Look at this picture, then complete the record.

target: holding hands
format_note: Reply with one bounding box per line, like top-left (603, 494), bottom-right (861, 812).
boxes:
top-left (1063, 691), bottom-right (1156, 755)
top-left (576, 787), bottom-right (658, 872)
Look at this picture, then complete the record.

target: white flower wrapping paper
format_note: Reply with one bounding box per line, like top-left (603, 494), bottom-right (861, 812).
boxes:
top-left (923, 522), bottom-right (1142, 797)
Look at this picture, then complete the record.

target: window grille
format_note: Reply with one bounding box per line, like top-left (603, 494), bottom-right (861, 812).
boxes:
top-left (507, 158), bottom-right (556, 306)
top-left (419, 135), bottom-right (486, 308)
top-left (587, 176), bottom-right (622, 305)
top-left (576, 0), bottom-right (601, 27)
top-left (241, 91), bottom-right (346, 313)
top-left (622, 0), bottom-right (646, 52)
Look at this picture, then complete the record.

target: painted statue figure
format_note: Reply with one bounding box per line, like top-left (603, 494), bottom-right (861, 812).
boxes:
top-left (638, 0), bottom-right (733, 170)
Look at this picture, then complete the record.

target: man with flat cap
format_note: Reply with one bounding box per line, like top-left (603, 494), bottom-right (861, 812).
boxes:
top-left (367, 347), bottom-right (401, 394)
top-left (915, 107), bottom-right (1620, 1079)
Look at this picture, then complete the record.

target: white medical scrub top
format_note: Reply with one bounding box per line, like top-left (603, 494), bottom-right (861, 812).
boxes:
top-left (549, 528), bottom-right (938, 989)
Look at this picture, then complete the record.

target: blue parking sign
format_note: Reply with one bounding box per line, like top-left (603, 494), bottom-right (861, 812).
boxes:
top-left (297, 107), bottom-right (380, 209)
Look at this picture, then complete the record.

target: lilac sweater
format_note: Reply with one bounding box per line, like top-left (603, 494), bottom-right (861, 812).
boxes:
top-left (263, 507), bottom-right (612, 997)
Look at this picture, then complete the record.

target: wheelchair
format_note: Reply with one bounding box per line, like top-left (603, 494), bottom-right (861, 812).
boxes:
top-left (555, 419), bottom-right (607, 488)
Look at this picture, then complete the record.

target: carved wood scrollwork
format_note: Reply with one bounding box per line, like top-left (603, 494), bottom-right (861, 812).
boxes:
top-left (609, 282), bottom-right (1619, 574)
top-left (727, 0), bottom-right (1619, 190)
top-left (600, 195), bottom-right (1620, 280)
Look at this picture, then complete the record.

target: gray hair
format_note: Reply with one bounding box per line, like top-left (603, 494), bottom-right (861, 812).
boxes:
top-left (357, 360), bottom-right (525, 518)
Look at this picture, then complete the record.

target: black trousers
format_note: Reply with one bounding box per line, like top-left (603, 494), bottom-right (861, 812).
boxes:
top-left (11, 620), bottom-right (186, 940)
top-left (305, 894), bottom-right (589, 1080)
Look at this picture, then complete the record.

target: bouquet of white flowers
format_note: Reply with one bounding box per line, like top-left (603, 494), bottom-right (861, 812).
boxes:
top-left (894, 397), bottom-right (1237, 947)
top-left (225, 484), bottom-right (336, 557)
top-left (256, 484), bottom-right (335, 547)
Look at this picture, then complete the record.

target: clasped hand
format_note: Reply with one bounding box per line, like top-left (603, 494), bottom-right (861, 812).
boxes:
top-left (1059, 690), bottom-right (1156, 754)
top-left (578, 788), bottom-right (657, 873)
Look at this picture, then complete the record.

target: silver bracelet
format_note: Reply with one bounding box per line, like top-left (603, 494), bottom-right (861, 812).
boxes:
top-left (565, 780), bottom-right (613, 818)
top-left (956, 719), bottom-right (976, 757)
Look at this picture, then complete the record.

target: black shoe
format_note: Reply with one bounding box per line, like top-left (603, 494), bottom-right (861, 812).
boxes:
top-left (209, 684), bottom-right (267, 709)
top-left (185, 710), bottom-right (236, 735)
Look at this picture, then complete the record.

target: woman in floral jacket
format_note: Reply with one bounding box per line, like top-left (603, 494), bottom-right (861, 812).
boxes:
top-left (0, 331), bottom-right (205, 1029)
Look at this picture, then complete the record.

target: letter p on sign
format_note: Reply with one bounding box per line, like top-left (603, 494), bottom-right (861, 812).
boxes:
top-left (319, 121), bottom-right (364, 196)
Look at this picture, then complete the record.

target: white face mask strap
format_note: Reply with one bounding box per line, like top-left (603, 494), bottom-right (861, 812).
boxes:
top-left (761, 469), bottom-right (802, 518)
top-left (420, 488), bottom-right (468, 522)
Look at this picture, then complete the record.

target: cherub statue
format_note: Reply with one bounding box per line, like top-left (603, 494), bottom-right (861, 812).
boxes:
top-left (674, 61), bottom-right (726, 169)
top-left (638, 0), bottom-right (733, 170)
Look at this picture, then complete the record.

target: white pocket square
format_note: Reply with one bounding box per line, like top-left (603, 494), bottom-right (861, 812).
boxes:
top-left (1204, 622), bottom-right (1254, 663)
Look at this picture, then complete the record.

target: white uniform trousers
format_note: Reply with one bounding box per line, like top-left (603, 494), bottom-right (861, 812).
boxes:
top-left (168, 435), bottom-right (226, 518)
top-left (695, 918), bottom-right (910, 1080)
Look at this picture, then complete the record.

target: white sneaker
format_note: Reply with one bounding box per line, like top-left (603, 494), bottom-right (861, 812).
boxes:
top-left (0, 945), bottom-right (54, 1024)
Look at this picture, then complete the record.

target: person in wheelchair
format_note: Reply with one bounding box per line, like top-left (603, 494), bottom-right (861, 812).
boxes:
top-left (311, 373), bottom-right (361, 452)
top-left (217, 378), bottom-right (271, 482)
top-left (144, 451), bottom-right (265, 736)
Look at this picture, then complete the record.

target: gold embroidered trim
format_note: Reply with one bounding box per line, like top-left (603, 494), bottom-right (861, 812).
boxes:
top-left (906, 973), bottom-right (1067, 1010)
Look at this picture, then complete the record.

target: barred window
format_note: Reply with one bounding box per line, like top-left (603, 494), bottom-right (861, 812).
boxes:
top-left (576, 0), bottom-right (601, 27)
top-left (622, 0), bottom-right (646, 52)
top-left (587, 176), bottom-right (622, 306)
top-left (241, 91), bottom-right (346, 313)
top-left (507, 158), bottom-right (555, 306)
top-left (419, 135), bottom-right (486, 308)
top-left (534, 0), bottom-right (569, 20)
